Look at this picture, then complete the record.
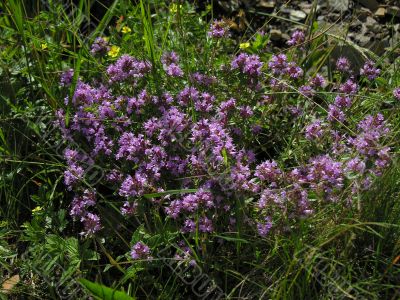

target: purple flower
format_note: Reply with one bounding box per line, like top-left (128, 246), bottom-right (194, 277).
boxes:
top-left (339, 79), bottom-right (358, 95)
top-left (231, 53), bottom-right (263, 77)
top-left (182, 219), bottom-right (196, 233)
top-left (195, 92), bottom-right (215, 112)
top-left (307, 155), bottom-right (344, 195)
top-left (190, 72), bottom-right (217, 86)
top-left (345, 157), bottom-right (366, 174)
top-left (299, 85), bottom-right (314, 97)
top-left (208, 20), bottom-right (228, 38)
top-left (177, 86), bottom-right (199, 107)
top-left (106, 169), bottom-right (124, 182)
top-left (336, 57), bottom-right (350, 72)
top-left (161, 51), bottom-right (179, 65)
top-left (258, 189), bottom-right (282, 209)
top-left (287, 30), bottom-right (305, 47)
top-left (199, 217), bottom-right (213, 233)
top-left (165, 199), bottom-right (183, 219)
top-left (284, 62), bottom-right (303, 79)
top-left (375, 147), bottom-right (390, 170)
top-left (360, 60), bottom-right (380, 80)
top-left (239, 105), bottom-right (253, 118)
top-left (60, 69), bottom-right (74, 87)
top-left (327, 105), bottom-right (345, 123)
top-left (70, 190), bottom-right (96, 218)
top-left (119, 173), bottom-right (148, 198)
top-left (305, 120), bottom-right (324, 140)
top-left (393, 87), bottom-right (400, 100)
top-left (90, 37), bottom-right (109, 56)
top-left (349, 114), bottom-right (389, 156)
top-left (107, 55), bottom-right (152, 83)
top-left (165, 63), bottom-right (184, 77)
top-left (131, 242), bottom-right (151, 260)
top-left (310, 74), bottom-right (326, 88)
top-left (116, 132), bottom-right (150, 162)
top-left (257, 217), bottom-right (272, 237)
top-left (81, 213), bottom-right (101, 236)
top-left (72, 82), bottom-right (94, 106)
top-left (255, 160), bottom-right (282, 183)
top-left (268, 54), bottom-right (288, 75)
top-left (120, 201), bottom-right (138, 216)
top-left (64, 164), bottom-right (84, 190)
top-left (334, 95), bottom-right (352, 108)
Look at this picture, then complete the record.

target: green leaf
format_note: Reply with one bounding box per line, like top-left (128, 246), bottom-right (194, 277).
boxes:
top-left (214, 234), bottom-right (249, 244)
top-left (78, 279), bottom-right (135, 300)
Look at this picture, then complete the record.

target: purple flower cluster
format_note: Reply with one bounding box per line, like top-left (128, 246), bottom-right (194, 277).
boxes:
top-left (161, 51), bottom-right (183, 77)
top-left (90, 37), bottom-right (109, 56)
top-left (231, 53), bottom-right (264, 77)
top-left (131, 242), bottom-right (151, 260)
top-left (360, 60), bottom-right (380, 80)
top-left (287, 30), bottom-right (305, 47)
top-left (208, 19), bottom-right (229, 38)
top-left (58, 39), bottom-right (392, 240)
top-left (107, 54), bottom-right (152, 83)
top-left (60, 69), bottom-right (74, 87)
top-left (336, 57), bottom-right (351, 72)
top-left (305, 120), bottom-right (324, 140)
top-left (393, 87), bottom-right (400, 100)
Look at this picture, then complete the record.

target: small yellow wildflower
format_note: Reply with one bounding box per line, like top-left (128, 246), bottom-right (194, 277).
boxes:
top-left (32, 206), bottom-right (43, 214)
top-left (121, 26), bottom-right (131, 34)
top-left (41, 43), bottom-right (48, 50)
top-left (170, 3), bottom-right (182, 13)
top-left (108, 45), bottom-right (120, 58)
top-left (239, 42), bottom-right (250, 49)
top-left (103, 37), bottom-right (110, 42)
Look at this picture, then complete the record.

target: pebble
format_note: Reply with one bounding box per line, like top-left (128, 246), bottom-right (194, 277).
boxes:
top-left (357, 0), bottom-right (379, 11)
top-left (375, 7), bottom-right (386, 18)
top-left (328, 0), bottom-right (349, 12)
top-left (289, 10), bottom-right (307, 22)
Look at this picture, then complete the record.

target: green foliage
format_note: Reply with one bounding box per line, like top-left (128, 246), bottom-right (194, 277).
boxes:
top-left (79, 278), bottom-right (135, 300)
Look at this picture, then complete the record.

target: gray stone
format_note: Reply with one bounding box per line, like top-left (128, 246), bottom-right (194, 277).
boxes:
top-left (365, 16), bottom-right (378, 31)
top-left (357, 0), bottom-right (379, 11)
top-left (328, 0), bottom-right (349, 12)
top-left (356, 7), bottom-right (372, 22)
top-left (270, 29), bottom-right (282, 41)
top-left (289, 10), bottom-right (307, 22)
top-left (258, 0), bottom-right (275, 9)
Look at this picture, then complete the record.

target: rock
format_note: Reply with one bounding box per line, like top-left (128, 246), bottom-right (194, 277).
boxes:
top-left (365, 16), bottom-right (379, 32)
top-left (356, 7), bottom-right (372, 21)
top-left (357, 0), bottom-right (379, 11)
top-left (258, 0), bottom-right (275, 9)
top-left (270, 29), bottom-right (282, 41)
top-left (328, 0), bottom-right (349, 12)
top-left (298, 3), bottom-right (312, 15)
top-left (375, 7), bottom-right (386, 18)
top-left (355, 29), bottom-right (371, 46)
top-left (217, 0), bottom-right (239, 13)
top-left (289, 10), bottom-right (307, 22)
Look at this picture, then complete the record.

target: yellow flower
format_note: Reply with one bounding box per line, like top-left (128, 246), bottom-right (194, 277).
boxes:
top-left (121, 26), bottom-right (131, 34)
top-left (108, 45), bottom-right (120, 58)
top-left (170, 3), bottom-right (182, 13)
top-left (32, 206), bottom-right (43, 214)
top-left (239, 42), bottom-right (250, 49)
top-left (103, 36), bottom-right (110, 42)
top-left (41, 43), bottom-right (48, 50)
